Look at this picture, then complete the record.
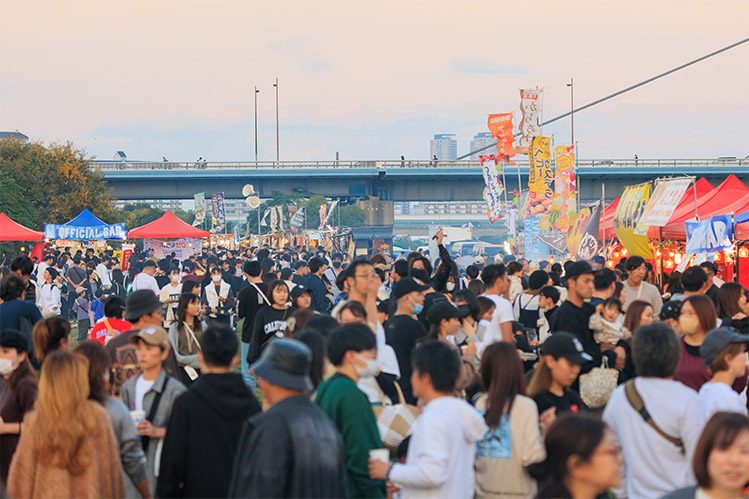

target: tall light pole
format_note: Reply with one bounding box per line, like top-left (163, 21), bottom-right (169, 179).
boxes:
top-left (254, 86), bottom-right (260, 163)
top-left (273, 77), bottom-right (279, 164)
top-left (567, 77), bottom-right (579, 210)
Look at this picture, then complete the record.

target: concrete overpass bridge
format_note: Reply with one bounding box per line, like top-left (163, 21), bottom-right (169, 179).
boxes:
top-left (93, 158), bottom-right (749, 202)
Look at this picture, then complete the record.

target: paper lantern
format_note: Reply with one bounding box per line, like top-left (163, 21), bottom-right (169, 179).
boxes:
top-left (607, 260), bottom-right (614, 268)
top-left (740, 247), bottom-right (749, 259)
top-left (613, 251), bottom-right (620, 258)
top-left (665, 260), bottom-right (674, 269)
top-left (674, 254), bottom-right (682, 264)
top-left (714, 252), bottom-right (722, 262)
top-left (621, 249), bottom-right (628, 256)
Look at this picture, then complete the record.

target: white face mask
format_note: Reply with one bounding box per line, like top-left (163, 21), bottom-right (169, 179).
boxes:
top-left (446, 282), bottom-right (456, 292)
top-left (0, 357), bottom-right (16, 376)
top-left (212, 275), bottom-right (222, 283)
top-left (171, 275), bottom-right (180, 283)
top-left (354, 353), bottom-right (379, 378)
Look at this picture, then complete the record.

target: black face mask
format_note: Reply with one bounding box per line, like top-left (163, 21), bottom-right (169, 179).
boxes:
top-left (333, 261), bottom-right (341, 269)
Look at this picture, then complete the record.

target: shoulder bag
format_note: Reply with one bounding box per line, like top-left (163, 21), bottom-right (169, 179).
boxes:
top-left (624, 379), bottom-right (684, 454)
top-left (579, 357), bottom-right (619, 408)
top-left (372, 381), bottom-right (422, 451)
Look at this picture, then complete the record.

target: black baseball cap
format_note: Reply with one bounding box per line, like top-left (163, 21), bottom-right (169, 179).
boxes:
top-left (541, 332), bottom-right (593, 364)
top-left (426, 302), bottom-right (470, 325)
top-left (393, 277), bottom-right (429, 299)
top-left (0, 329), bottom-right (29, 353)
top-left (660, 300), bottom-right (681, 321)
top-left (700, 327), bottom-right (749, 366)
top-left (565, 261), bottom-right (594, 279)
top-left (290, 285), bottom-right (312, 300)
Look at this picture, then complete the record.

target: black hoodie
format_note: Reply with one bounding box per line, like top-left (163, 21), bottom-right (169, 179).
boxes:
top-left (157, 373), bottom-right (261, 498)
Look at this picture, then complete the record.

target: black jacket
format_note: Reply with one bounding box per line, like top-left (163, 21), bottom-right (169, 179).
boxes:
top-left (228, 395), bottom-right (347, 498)
top-left (306, 274), bottom-right (329, 313)
top-left (157, 373), bottom-right (261, 498)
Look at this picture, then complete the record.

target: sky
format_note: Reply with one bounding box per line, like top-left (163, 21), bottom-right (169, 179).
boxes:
top-left (1, 0), bottom-right (748, 162)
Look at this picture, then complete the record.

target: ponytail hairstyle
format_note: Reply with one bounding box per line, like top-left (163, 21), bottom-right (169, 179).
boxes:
top-left (527, 356), bottom-right (554, 397)
top-left (33, 317), bottom-right (71, 363)
top-left (527, 415), bottom-right (608, 498)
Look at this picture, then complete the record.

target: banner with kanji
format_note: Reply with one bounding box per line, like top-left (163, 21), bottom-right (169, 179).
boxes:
top-left (479, 155), bottom-right (505, 224)
top-left (567, 201), bottom-right (603, 261)
top-left (517, 89), bottom-right (543, 154)
top-left (318, 204), bottom-right (327, 230)
top-left (524, 216), bottom-right (549, 262)
top-left (487, 113), bottom-right (516, 164)
top-left (526, 137), bottom-right (554, 232)
top-left (211, 192), bottom-right (225, 224)
top-left (613, 183), bottom-right (653, 258)
top-left (639, 178), bottom-right (691, 227)
top-left (550, 145), bottom-right (577, 230)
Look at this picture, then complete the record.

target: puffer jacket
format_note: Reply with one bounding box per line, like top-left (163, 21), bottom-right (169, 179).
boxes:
top-left (228, 394), bottom-right (347, 498)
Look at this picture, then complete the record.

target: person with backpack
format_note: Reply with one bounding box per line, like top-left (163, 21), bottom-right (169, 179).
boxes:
top-left (512, 270), bottom-right (550, 333)
top-left (89, 295), bottom-right (131, 345)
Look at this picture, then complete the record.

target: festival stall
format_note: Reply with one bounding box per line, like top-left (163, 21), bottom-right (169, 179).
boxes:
top-left (128, 210), bottom-right (209, 260)
top-left (0, 212), bottom-right (44, 259)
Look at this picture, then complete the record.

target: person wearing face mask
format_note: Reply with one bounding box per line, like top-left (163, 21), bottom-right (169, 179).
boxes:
top-left (324, 253), bottom-right (344, 299)
top-left (201, 267), bottom-right (235, 326)
top-left (0, 329), bottom-right (38, 487)
top-left (384, 277), bottom-right (429, 404)
top-left (160, 267), bottom-right (183, 328)
top-left (315, 324), bottom-right (386, 499)
top-left (425, 302), bottom-right (478, 397)
top-left (675, 295), bottom-right (747, 394)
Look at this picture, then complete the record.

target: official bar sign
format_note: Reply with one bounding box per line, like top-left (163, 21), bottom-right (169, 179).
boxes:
top-left (44, 223), bottom-right (127, 241)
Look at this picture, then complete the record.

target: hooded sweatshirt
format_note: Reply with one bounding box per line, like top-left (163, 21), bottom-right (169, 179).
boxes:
top-left (157, 373), bottom-right (261, 498)
top-left (388, 396), bottom-right (488, 499)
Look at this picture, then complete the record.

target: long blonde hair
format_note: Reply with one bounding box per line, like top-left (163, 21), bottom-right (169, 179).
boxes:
top-left (32, 351), bottom-right (98, 474)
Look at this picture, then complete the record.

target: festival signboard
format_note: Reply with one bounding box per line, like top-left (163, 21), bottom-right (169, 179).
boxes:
top-left (487, 113), bottom-right (516, 164)
top-left (44, 223), bottom-right (126, 241)
top-left (526, 137), bottom-right (554, 232)
top-left (144, 239), bottom-right (201, 260)
top-left (638, 178), bottom-right (691, 227)
top-left (479, 155), bottom-right (505, 224)
top-left (685, 214), bottom-right (732, 254)
top-left (550, 144), bottom-right (577, 231)
top-left (517, 89), bottom-right (543, 154)
top-left (193, 192), bottom-right (206, 226)
top-left (613, 183), bottom-right (653, 258)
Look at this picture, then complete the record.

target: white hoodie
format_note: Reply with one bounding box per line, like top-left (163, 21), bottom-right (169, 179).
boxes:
top-left (389, 396), bottom-right (488, 499)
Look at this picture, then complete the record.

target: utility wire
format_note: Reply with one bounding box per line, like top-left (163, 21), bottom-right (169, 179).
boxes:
top-left (457, 37), bottom-right (749, 160)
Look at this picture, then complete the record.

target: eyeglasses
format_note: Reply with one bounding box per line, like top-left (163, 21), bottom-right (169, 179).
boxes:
top-left (355, 273), bottom-right (374, 279)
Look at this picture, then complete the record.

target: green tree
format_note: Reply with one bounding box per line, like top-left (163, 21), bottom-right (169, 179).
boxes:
top-left (0, 171), bottom-right (34, 227)
top-left (120, 203), bottom-right (164, 230)
top-left (173, 209), bottom-right (196, 225)
top-left (0, 138), bottom-right (118, 229)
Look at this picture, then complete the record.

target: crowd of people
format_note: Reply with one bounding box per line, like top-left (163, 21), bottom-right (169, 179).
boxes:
top-left (0, 231), bottom-right (748, 499)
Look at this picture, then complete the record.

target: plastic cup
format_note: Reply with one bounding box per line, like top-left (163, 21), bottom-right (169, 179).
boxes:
top-left (369, 448), bottom-right (389, 463)
top-left (130, 410), bottom-right (146, 424)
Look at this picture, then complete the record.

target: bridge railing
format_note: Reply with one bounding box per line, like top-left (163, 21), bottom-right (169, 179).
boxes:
top-left (90, 158), bottom-right (748, 171)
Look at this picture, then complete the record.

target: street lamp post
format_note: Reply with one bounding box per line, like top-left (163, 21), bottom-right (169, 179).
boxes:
top-left (273, 77), bottom-right (279, 164)
top-left (567, 77), bottom-right (579, 210)
top-left (254, 86), bottom-right (260, 163)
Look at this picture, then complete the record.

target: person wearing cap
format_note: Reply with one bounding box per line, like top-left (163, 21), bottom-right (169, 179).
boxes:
top-left (228, 339), bottom-right (347, 498)
top-left (291, 284), bottom-right (313, 311)
top-left (696, 327), bottom-right (749, 424)
top-left (550, 260), bottom-right (625, 377)
top-left (106, 290), bottom-right (180, 397)
top-left (660, 300), bottom-right (682, 332)
top-left (72, 285), bottom-right (91, 342)
top-left (528, 332), bottom-right (590, 421)
top-left (604, 322), bottom-right (702, 499)
top-left (133, 260), bottom-right (161, 295)
top-left (426, 301), bottom-right (478, 395)
top-left (591, 255), bottom-right (606, 271)
top-left (0, 329), bottom-right (38, 486)
top-left (122, 326), bottom-right (187, 493)
top-left (385, 277), bottom-right (429, 404)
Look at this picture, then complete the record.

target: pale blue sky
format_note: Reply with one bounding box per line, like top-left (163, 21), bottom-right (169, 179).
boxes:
top-left (1, 0), bottom-right (747, 162)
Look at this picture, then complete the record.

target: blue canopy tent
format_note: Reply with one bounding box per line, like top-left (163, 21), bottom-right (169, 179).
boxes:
top-left (45, 209), bottom-right (127, 240)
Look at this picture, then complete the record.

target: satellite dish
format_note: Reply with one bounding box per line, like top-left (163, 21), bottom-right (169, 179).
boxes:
top-left (242, 184), bottom-right (255, 197)
top-left (246, 196), bottom-right (261, 209)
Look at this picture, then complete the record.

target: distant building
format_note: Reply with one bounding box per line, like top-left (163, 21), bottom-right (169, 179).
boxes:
top-left (469, 132), bottom-right (494, 160)
top-left (0, 132), bottom-right (29, 143)
top-left (430, 134), bottom-right (457, 161)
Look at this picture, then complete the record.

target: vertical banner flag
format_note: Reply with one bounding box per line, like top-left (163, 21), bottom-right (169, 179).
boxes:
top-left (614, 183), bottom-right (653, 258)
top-left (526, 137), bottom-right (554, 232)
top-left (323, 199), bottom-right (339, 227)
top-left (193, 192), bottom-right (206, 226)
top-left (211, 192), bottom-right (225, 224)
top-left (551, 145), bottom-right (577, 230)
top-left (517, 89), bottom-right (543, 154)
top-left (270, 207), bottom-right (278, 232)
top-left (318, 203), bottom-right (327, 230)
top-left (290, 206), bottom-right (306, 230)
top-left (524, 217), bottom-right (548, 263)
top-left (571, 201), bottom-right (603, 261)
top-left (260, 209), bottom-right (270, 227)
top-left (277, 205), bottom-right (284, 231)
top-left (639, 178), bottom-right (691, 227)
top-left (487, 113), bottom-right (516, 165)
top-left (478, 155), bottom-right (505, 224)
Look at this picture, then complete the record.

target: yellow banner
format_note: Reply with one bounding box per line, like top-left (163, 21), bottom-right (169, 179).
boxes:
top-left (613, 183), bottom-right (654, 258)
top-left (550, 145), bottom-right (577, 230)
top-left (526, 137), bottom-right (554, 231)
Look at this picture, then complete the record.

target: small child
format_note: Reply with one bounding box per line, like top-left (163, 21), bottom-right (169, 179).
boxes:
top-left (72, 286), bottom-right (90, 342)
top-left (476, 296), bottom-right (496, 345)
top-left (589, 297), bottom-right (630, 351)
top-left (90, 288), bottom-right (105, 323)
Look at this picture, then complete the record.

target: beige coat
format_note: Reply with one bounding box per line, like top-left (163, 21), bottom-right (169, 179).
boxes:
top-left (8, 403), bottom-right (125, 498)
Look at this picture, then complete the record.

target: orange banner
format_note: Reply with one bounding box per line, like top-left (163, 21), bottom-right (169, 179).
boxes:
top-left (487, 113), bottom-right (516, 164)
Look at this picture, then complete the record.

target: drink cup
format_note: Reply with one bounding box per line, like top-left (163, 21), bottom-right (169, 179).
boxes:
top-left (369, 448), bottom-right (390, 463)
top-left (130, 409), bottom-right (146, 424)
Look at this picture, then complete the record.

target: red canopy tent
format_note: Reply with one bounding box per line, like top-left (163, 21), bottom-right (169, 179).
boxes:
top-left (0, 213), bottom-right (44, 241)
top-left (128, 210), bottom-right (210, 239)
top-left (600, 198), bottom-right (619, 241)
top-left (661, 175), bottom-right (749, 240)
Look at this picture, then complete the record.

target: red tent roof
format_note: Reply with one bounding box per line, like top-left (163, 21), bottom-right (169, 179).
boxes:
top-left (0, 213), bottom-right (44, 241)
top-left (128, 210), bottom-right (210, 239)
top-left (662, 175), bottom-right (749, 240)
top-left (600, 197), bottom-right (619, 241)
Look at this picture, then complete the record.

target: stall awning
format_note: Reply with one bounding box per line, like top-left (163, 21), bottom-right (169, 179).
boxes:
top-left (0, 213), bottom-right (43, 241)
top-left (128, 210), bottom-right (210, 239)
top-left (351, 226), bottom-right (393, 240)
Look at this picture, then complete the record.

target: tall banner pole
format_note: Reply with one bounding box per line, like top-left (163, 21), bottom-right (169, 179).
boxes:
top-left (602, 183), bottom-right (606, 259)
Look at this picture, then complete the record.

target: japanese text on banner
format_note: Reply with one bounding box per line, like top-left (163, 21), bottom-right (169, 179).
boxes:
top-left (526, 137), bottom-right (554, 232)
top-left (487, 113), bottom-right (516, 164)
top-left (517, 89), bottom-right (543, 154)
top-left (551, 145), bottom-right (577, 230)
top-left (613, 183), bottom-right (653, 258)
top-left (479, 155), bottom-right (505, 224)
